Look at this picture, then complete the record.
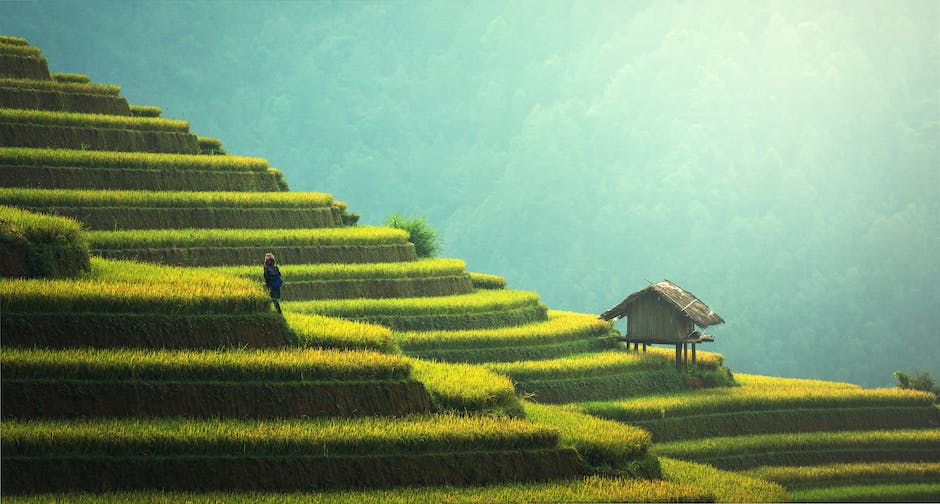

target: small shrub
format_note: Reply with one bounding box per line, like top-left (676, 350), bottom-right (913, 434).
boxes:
top-left (383, 212), bottom-right (440, 258)
top-left (895, 369), bottom-right (939, 402)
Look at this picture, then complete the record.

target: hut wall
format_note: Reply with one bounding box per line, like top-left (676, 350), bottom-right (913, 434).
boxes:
top-left (625, 292), bottom-right (694, 342)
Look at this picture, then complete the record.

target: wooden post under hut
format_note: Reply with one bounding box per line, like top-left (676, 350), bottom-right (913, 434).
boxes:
top-left (600, 279), bottom-right (724, 372)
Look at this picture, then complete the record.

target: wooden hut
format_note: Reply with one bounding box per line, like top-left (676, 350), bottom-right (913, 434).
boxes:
top-left (600, 279), bottom-right (724, 371)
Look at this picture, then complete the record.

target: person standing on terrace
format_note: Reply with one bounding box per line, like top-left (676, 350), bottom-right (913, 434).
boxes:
top-left (263, 252), bottom-right (283, 314)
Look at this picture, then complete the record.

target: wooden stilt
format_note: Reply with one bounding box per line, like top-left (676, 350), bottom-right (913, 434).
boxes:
top-left (692, 343), bottom-right (697, 366)
top-left (675, 344), bottom-right (681, 371)
top-left (633, 342), bottom-right (638, 351)
top-left (642, 344), bottom-right (647, 352)
top-left (683, 343), bottom-right (689, 372)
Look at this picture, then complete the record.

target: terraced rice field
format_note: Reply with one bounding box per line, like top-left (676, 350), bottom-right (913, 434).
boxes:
top-left (1, 346), bottom-right (432, 420)
top-left (1, 257), bottom-right (289, 349)
top-left (3, 35), bottom-right (936, 503)
top-left (653, 429), bottom-right (940, 470)
top-left (1, 415), bottom-right (582, 492)
top-left (482, 349), bottom-right (721, 403)
top-left (0, 147), bottom-right (270, 171)
top-left (579, 373), bottom-right (937, 441)
top-left (0, 476), bottom-right (716, 504)
top-left (0, 188), bottom-right (347, 229)
top-left (0, 107), bottom-right (188, 132)
top-left (0, 77), bottom-right (122, 95)
top-left (397, 310), bottom-right (611, 363)
top-left (285, 289), bottom-right (547, 331)
top-left (282, 311), bottom-right (395, 352)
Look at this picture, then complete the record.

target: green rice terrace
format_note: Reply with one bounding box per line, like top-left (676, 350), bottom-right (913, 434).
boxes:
top-left (0, 35), bottom-right (937, 503)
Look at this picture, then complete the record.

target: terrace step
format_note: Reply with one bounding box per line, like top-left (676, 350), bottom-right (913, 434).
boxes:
top-left (14, 206), bottom-right (344, 229)
top-left (1, 348), bottom-right (432, 420)
top-left (0, 54), bottom-right (50, 80)
top-left (0, 187), bottom-right (347, 230)
top-left (652, 428), bottom-right (940, 471)
top-left (0, 416), bottom-right (580, 493)
top-left (580, 373), bottom-right (939, 441)
top-left (284, 289), bottom-right (549, 331)
top-left (0, 86), bottom-right (131, 115)
top-left (93, 243), bottom-right (418, 266)
top-left (0, 258), bottom-right (292, 349)
top-left (0, 122), bottom-right (200, 154)
top-left (87, 227), bottom-right (417, 266)
top-left (484, 348), bottom-right (725, 404)
top-left (0, 165), bottom-right (283, 191)
top-left (745, 461), bottom-right (940, 491)
top-left (397, 310), bottom-right (613, 364)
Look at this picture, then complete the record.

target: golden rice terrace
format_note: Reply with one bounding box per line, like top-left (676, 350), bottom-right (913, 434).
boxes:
top-left (0, 34), bottom-right (936, 503)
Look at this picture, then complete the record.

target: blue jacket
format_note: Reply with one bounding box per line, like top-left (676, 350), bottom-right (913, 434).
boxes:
top-left (263, 264), bottom-right (281, 286)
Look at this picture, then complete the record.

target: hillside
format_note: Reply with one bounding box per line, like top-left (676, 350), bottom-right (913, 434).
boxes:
top-left (1, 35), bottom-right (937, 503)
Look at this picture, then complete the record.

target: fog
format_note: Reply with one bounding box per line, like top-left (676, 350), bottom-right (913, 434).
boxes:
top-left (6, 0), bottom-right (937, 386)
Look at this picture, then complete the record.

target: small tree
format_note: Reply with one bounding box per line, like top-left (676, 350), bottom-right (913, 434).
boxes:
top-left (894, 369), bottom-right (939, 402)
top-left (383, 212), bottom-right (441, 258)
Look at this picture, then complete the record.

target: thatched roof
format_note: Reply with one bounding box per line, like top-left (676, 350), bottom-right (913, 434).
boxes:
top-left (600, 279), bottom-right (725, 328)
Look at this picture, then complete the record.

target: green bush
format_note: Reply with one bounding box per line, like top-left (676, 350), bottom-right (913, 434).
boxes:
top-left (383, 212), bottom-right (440, 258)
top-left (0, 205), bottom-right (89, 278)
top-left (895, 369), bottom-right (939, 401)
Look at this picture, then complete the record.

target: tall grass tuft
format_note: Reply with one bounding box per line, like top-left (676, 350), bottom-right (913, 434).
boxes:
top-left (384, 212), bottom-right (440, 258)
top-left (0, 205), bottom-right (89, 278)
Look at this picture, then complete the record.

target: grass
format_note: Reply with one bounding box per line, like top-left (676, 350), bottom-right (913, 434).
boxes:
top-left (409, 359), bottom-right (520, 415)
top-left (0, 147), bottom-right (269, 171)
top-left (0, 77), bottom-right (121, 95)
top-left (0, 107), bottom-right (189, 132)
top-left (2, 415), bottom-right (558, 457)
top-left (0, 476), bottom-right (714, 503)
top-left (522, 401), bottom-right (654, 474)
top-left (1, 347), bottom-right (411, 382)
top-left (788, 483), bottom-right (940, 502)
top-left (0, 204), bottom-right (90, 278)
top-left (397, 310), bottom-right (610, 351)
top-left (283, 311), bottom-right (395, 353)
top-left (1, 257), bottom-right (268, 315)
top-left (87, 226), bottom-right (408, 249)
top-left (746, 462), bottom-right (940, 489)
top-left (0, 188), bottom-right (334, 208)
top-left (579, 373), bottom-right (935, 423)
top-left (653, 428), bottom-right (940, 469)
top-left (660, 457), bottom-right (788, 503)
top-left (208, 258), bottom-right (467, 282)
